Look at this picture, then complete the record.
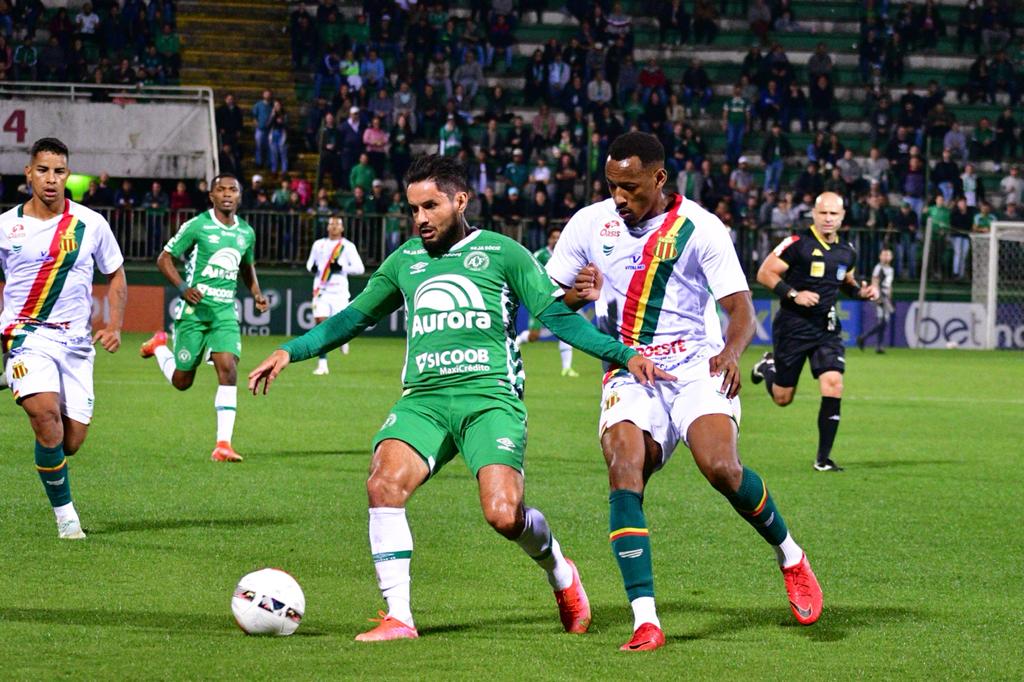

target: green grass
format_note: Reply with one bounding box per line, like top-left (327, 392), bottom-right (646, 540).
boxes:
top-left (0, 335), bottom-right (1021, 679)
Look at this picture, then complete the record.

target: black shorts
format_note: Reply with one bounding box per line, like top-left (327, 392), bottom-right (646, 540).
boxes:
top-left (771, 312), bottom-right (845, 388)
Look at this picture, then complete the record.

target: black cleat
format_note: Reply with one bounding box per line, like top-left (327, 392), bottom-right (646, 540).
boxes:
top-left (875, 348), bottom-right (885, 354)
top-left (814, 458), bottom-right (844, 472)
top-left (750, 351), bottom-right (773, 385)
top-left (856, 335), bottom-right (866, 351)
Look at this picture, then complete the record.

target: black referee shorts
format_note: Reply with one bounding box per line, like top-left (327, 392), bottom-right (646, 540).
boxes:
top-left (771, 313), bottom-right (845, 388)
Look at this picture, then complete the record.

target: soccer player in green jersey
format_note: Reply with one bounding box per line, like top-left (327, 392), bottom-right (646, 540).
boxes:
top-left (250, 155), bottom-right (671, 642)
top-left (141, 174), bottom-right (268, 462)
top-left (514, 226), bottom-right (578, 377)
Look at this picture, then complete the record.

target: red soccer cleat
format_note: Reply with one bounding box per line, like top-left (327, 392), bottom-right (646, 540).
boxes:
top-left (554, 558), bottom-right (591, 634)
top-left (354, 611), bottom-right (419, 642)
top-left (139, 330), bottom-right (167, 358)
top-left (211, 441), bottom-right (243, 463)
top-left (782, 553), bottom-right (823, 625)
top-left (620, 622), bottom-right (665, 651)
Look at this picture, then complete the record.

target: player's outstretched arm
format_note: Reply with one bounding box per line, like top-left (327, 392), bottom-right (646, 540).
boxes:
top-left (157, 251), bottom-right (203, 304)
top-left (537, 299), bottom-right (676, 386)
top-left (249, 350), bottom-right (290, 396)
top-left (709, 290), bottom-right (755, 399)
top-left (93, 266), bottom-right (127, 353)
top-left (278, 306), bottom-right (379, 363)
top-left (558, 262), bottom-right (604, 310)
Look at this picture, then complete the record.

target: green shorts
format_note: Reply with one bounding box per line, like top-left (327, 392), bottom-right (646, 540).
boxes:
top-left (172, 315), bottom-right (242, 371)
top-left (372, 391), bottom-right (528, 477)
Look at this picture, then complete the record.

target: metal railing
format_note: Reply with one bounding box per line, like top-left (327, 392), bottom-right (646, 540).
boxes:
top-left (0, 203), bottom-right (969, 282)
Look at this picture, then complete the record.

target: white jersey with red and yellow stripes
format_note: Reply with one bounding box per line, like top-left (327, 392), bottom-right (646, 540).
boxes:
top-left (0, 200), bottom-right (123, 350)
top-left (305, 236), bottom-right (365, 299)
top-left (546, 194), bottom-right (748, 371)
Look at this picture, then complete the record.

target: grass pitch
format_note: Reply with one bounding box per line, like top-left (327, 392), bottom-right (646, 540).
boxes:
top-left (0, 335), bottom-right (1021, 680)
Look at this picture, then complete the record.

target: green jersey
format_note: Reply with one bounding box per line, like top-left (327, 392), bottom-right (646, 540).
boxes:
top-left (163, 209), bottom-right (255, 321)
top-left (349, 228), bottom-right (561, 398)
top-left (724, 96), bottom-right (749, 125)
top-left (533, 246), bottom-right (553, 267)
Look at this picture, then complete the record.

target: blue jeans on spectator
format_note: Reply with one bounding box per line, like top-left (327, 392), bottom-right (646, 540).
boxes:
top-left (683, 86), bottom-right (713, 111)
top-left (951, 234), bottom-right (970, 278)
top-left (763, 159), bottom-right (783, 192)
top-left (937, 181), bottom-right (954, 202)
top-left (313, 72), bottom-right (341, 99)
top-left (905, 197), bottom-right (924, 219)
top-left (269, 129), bottom-right (288, 173)
top-left (641, 87), bottom-right (668, 104)
top-left (254, 127), bottom-right (270, 167)
top-left (782, 104), bottom-right (807, 133)
top-left (896, 232), bottom-right (919, 279)
top-left (725, 121), bottom-right (745, 164)
top-left (486, 45), bottom-right (513, 70)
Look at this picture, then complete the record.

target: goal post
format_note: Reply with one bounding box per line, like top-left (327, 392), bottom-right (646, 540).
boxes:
top-left (971, 221), bottom-right (1024, 350)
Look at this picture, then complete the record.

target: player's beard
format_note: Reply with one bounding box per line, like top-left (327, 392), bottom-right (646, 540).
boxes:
top-left (422, 211), bottom-right (466, 255)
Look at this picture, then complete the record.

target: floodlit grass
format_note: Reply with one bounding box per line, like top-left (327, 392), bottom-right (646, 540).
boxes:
top-left (0, 335), bottom-right (1020, 679)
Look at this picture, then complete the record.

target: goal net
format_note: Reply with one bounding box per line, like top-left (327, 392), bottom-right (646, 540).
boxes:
top-left (971, 221), bottom-right (1024, 350)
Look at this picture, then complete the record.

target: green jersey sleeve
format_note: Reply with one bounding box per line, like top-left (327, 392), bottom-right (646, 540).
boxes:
top-left (349, 250), bottom-right (405, 319)
top-left (242, 226), bottom-right (255, 265)
top-left (164, 218), bottom-right (199, 259)
top-left (504, 240), bottom-right (561, 318)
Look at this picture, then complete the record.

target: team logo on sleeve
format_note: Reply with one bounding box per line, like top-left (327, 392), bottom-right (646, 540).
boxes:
top-left (463, 252), bottom-right (489, 271)
top-left (836, 265), bottom-right (848, 280)
top-left (10, 360), bottom-right (28, 379)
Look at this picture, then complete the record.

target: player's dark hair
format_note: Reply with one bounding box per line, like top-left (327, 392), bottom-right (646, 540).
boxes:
top-left (403, 154), bottom-right (469, 198)
top-left (608, 132), bottom-right (664, 168)
top-left (210, 172), bottom-right (240, 188)
top-left (30, 137), bottom-right (69, 161)
top-left (547, 225), bottom-right (562, 238)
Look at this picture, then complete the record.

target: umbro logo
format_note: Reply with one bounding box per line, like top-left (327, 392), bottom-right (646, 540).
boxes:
top-left (496, 437), bottom-right (515, 452)
top-left (409, 261), bottom-right (428, 275)
top-left (46, 477), bottom-right (66, 486)
top-left (617, 548), bottom-right (644, 559)
top-left (829, 415), bottom-right (841, 421)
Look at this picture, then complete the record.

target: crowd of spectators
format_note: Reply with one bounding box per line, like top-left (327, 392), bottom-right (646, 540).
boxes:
top-left (0, 1), bottom-right (181, 86)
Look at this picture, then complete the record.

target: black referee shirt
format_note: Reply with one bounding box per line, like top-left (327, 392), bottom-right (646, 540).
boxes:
top-left (774, 227), bottom-right (858, 321)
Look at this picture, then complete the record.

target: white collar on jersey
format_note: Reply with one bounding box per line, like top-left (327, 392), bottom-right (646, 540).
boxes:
top-left (208, 209), bottom-right (239, 229)
top-left (446, 226), bottom-right (481, 251)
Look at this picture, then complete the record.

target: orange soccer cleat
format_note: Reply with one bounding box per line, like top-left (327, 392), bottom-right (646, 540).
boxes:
top-left (354, 611), bottom-right (419, 642)
top-left (139, 330), bottom-right (167, 358)
top-left (782, 553), bottom-right (823, 625)
top-left (211, 441), bottom-right (243, 463)
top-left (554, 558), bottom-right (591, 634)
top-left (620, 622), bottom-right (665, 651)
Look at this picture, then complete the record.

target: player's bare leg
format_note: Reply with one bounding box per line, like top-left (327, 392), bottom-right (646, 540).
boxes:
top-left (603, 421), bottom-right (665, 650)
top-left (312, 316), bottom-right (331, 374)
top-left (477, 464), bottom-right (590, 634)
top-left (687, 414), bottom-right (822, 625)
top-left (813, 371), bottom-right (844, 471)
top-left (210, 352), bottom-right (241, 462)
top-left (22, 392), bottom-right (85, 539)
top-left (356, 439), bottom-right (428, 641)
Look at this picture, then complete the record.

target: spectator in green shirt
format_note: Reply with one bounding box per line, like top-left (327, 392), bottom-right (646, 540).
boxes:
top-left (349, 153), bottom-right (376, 193)
top-left (155, 23), bottom-right (180, 77)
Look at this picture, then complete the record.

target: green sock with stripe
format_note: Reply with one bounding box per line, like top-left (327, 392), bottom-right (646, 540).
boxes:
top-left (35, 441), bottom-right (72, 508)
top-left (726, 467), bottom-right (788, 545)
top-left (369, 507), bottom-right (414, 627)
top-left (609, 489), bottom-right (655, 601)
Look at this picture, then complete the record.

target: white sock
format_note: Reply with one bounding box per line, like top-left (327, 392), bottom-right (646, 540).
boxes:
top-left (53, 501), bottom-right (78, 523)
top-left (154, 345), bottom-right (175, 383)
top-left (631, 596), bottom-right (660, 630)
top-left (341, 343), bottom-right (350, 354)
top-left (215, 385), bottom-right (237, 444)
top-left (773, 532), bottom-right (804, 568)
top-left (515, 507), bottom-right (572, 589)
top-left (317, 357), bottom-right (328, 372)
top-left (515, 330), bottom-right (531, 346)
top-left (558, 341), bottom-right (573, 370)
top-left (369, 507), bottom-right (414, 626)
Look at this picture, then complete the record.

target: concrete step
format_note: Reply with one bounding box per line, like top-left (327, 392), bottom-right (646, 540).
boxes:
top-left (177, 1), bottom-right (288, 21)
top-left (184, 48), bottom-right (292, 70)
top-left (180, 66), bottom-right (297, 84)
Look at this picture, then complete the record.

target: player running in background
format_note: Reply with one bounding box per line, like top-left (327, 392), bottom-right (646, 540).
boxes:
top-left (856, 247), bottom-right (894, 353)
top-left (250, 155), bottom-right (671, 642)
top-left (305, 214), bottom-right (365, 375)
top-left (547, 131), bottom-right (822, 651)
top-left (0, 137), bottom-right (126, 539)
top-left (514, 226), bottom-right (578, 377)
top-left (751, 191), bottom-right (878, 472)
top-left (140, 174), bottom-right (268, 463)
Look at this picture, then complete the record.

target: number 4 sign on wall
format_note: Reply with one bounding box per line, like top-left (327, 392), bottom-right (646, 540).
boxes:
top-left (3, 110), bottom-right (27, 144)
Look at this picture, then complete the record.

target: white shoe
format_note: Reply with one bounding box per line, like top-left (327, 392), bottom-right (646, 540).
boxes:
top-left (312, 366), bottom-right (330, 375)
top-left (341, 344), bottom-right (350, 355)
top-left (57, 517), bottom-right (86, 540)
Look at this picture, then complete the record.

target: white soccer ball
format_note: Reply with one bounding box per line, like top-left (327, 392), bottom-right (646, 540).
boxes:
top-left (231, 568), bottom-right (305, 636)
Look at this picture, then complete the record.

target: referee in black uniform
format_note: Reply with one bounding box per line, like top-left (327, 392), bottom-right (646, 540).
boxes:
top-left (751, 192), bottom-right (878, 471)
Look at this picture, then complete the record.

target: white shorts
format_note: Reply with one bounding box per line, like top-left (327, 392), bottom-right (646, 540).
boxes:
top-left (313, 292), bottom-right (350, 319)
top-left (4, 332), bottom-right (96, 424)
top-left (599, 358), bottom-right (740, 469)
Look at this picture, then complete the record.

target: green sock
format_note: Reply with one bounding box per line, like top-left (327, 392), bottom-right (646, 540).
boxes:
top-left (35, 441), bottom-right (72, 508)
top-left (726, 466), bottom-right (788, 546)
top-left (609, 489), bottom-right (654, 601)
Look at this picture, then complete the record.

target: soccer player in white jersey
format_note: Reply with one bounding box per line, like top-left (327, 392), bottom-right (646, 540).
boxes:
top-left (305, 214), bottom-right (365, 374)
top-left (0, 137), bottom-right (127, 539)
top-left (546, 132), bottom-right (823, 651)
